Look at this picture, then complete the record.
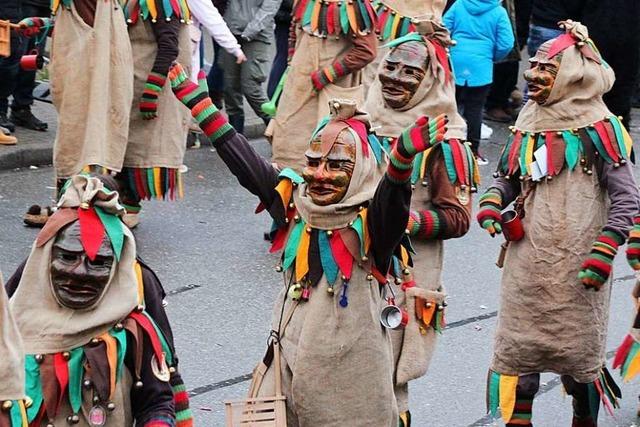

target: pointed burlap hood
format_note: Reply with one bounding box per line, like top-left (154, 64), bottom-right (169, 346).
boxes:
top-left (294, 99), bottom-right (387, 229)
top-left (0, 272), bottom-right (25, 401)
top-left (10, 176), bottom-right (139, 354)
top-left (515, 20), bottom-right (615, 133)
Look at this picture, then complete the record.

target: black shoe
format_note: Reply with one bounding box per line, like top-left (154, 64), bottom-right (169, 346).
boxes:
top-left (0, 113), bottom-right (15, 133)
top-left (10, 107), bottom-right (48, 131)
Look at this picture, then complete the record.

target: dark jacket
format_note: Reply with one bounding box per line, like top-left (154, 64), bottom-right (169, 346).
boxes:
top-left (274, 0), bottom-right (293, 25)
top-left (0, 0), bottom-right (21, 22)
top-left (530, 0), bottom-right (584, 28)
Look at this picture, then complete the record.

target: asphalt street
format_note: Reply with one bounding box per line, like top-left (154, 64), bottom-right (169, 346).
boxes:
top-left (2, 119), bottom-right (640, 426)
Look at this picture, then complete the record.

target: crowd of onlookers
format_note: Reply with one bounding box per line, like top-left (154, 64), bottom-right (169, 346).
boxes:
top-left (0, 0), bottom-right (639, 156)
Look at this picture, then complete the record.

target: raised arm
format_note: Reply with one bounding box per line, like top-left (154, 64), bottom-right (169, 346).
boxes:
top-left (369, 115), bottom-right (447, 272)
top-left (169, 64), bottom-right (281, 217)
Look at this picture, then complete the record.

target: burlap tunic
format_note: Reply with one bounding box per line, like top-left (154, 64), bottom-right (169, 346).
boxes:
top-left (51, 0), bottom-right (133, 178)
top-left (124, 22), bottom-right (191, 171)
top-left (270, 28), bottom-right (367, 173)
top-left (492, 171), bottom-right (610, 383)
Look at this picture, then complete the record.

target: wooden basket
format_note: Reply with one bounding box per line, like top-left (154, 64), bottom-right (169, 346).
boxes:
top-left (0, 20), bottom-right (11, 58)
top-left (224, 342), bottom-right (287, 427)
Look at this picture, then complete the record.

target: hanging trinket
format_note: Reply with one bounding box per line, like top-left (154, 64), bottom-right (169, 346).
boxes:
top-left (301, 286), bottom-right (311, 301)
top-left (379, 283), bottom-right (408, 329)
top-left (151, 353), bottom-right (170, 382)
top-left (339, 279), bottom-right (349, 307)
top-left (89, 405), bottom-right (107, 426)
top-left (288, 283), bottom-right (303, 300)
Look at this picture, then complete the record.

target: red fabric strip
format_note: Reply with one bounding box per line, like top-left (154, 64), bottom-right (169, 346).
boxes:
top-left (545, 132), bottom-right (555, 175)
top-left (54, 353), bottom-right (69, 413)
top-left (508, 132), bottom-right (523, 175)
top-left (327, 2), bottom-right (335, 34)
top-left (129, 312), bottom-right (164, 362)
top-left (613, 334), bottom-right (635, 368)
top-left (270, 228), bottom-right (287, 253)
top-left (77, 207), bottom-right (106, 261)
top-left (594, 121), bottom-right (619, 161)
top-left (449, 140), bottom-right (466, 185)
top-left (548, 33), bottom-right (576, 58)
top-left (330, 231), bottom-right (354, 280)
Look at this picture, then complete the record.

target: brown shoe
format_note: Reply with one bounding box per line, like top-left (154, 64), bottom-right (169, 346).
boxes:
top-left (484, 107), bottom-right (512, 123)
top-left (0, 131), bottom-right (17, 145)
top-left (24, 205), bottom-right (54, 228)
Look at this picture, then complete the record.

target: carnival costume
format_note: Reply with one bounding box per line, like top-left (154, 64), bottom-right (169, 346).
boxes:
top-left (269, 0), bottom-right (379, 173)
top-left (478, 21), bottom-right (640, 426)
top-left (168, 62), bottom-right (447, 426)
top-left (5, 176), bottom-right (193, 426)
top-left (364, 28), bottom-right (475, 426)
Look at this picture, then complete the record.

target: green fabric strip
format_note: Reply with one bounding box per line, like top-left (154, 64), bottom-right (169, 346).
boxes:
top-left (143, 311), bottom-right (174, 366)
top-left (562, 130), bottom-right (581, 171)
top-left (146, 169), bottom-right (156, 198)
top-left (9, 401), bottom-right (23, 427)
top-left (381, 31), bottom-right (422, 49)
top-left (440, 142), bottom-right (456, 183)
top-left (68, 347), bottom-right (84, 413)
top-left (519, 133), bottom-right (529, 174)
top-left (279, 168), bottom-right (305, 184)
top-left (350, 216), bottom-right (365, 257)
top-left (586, 127), bottom-right (613, 163)
top-left (302, 0), bottom-right (314, 27)
top-left (319, 231), bottom-right (339, 284)
top-left (24, 355), bottom-right (43, 422)
top-left (340, 1), bottom-right (349, 34)
top-left (609, 116), bottom-right (629, 158)
top-left (622, 343), bottom-right (640, 378)
top-left (110, 328), bottom-right (128, 381)
top-left (95, 206), bottom-right (124, 262)
top-left (488, 371), bottom-right (500, 416)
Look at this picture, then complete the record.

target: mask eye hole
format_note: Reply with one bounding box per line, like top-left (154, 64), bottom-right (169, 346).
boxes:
top-left (307, 159), bottom-right (320, 168)
top-left (89, 257), bottom-right (109, 268)
top-left (60, 253), bottom-right (78, 262)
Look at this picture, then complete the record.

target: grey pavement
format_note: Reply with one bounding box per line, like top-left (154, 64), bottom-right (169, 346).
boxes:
top-left (1, 110), bottom-right (640, 426)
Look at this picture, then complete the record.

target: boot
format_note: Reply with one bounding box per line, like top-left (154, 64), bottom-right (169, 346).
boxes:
top-left (571, 415), bottom-right (596, 427)
top-left (0, 132), bottom-right (17, 145)
top-left (10, 106), bottom-right (48, 131)
top-left (0, 112), bottom-right (15, 133)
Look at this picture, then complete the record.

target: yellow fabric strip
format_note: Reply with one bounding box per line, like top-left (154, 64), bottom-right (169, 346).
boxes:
top-left (346, 2), bottom-right (357, 33)
top-left (625, 353), bottom-right (640, 382)
top-left (311, 0), bottom-right (322, 32)
top-left (147, 0), bottom-right (158, 20)
top-left (400, 245), bottom-right (409, 266)
top-left (18, 400), bottom-right (27, 427)
top-left (622, 125), bottom-right (633, 156)
top-left (153, 168), bottom-right (162, 200)
top-left (525, 135), bottom-right (534, 176)
top-left (275, 179), bottom-right (292, 210)
top-left (390, 14), bottom-right (401, 38)
top-left (99, 333), bottom-right (119, 400)
top-left (359, 209), bottom-right (370, 254)
top-left (499, 374), bottom-right (519, 422)
top-left (295, 228), bottom-right (311, 281)
top-left (178, 171), bottom-right (184, 198)
top-left (135, 262), bottom-right (144, 305)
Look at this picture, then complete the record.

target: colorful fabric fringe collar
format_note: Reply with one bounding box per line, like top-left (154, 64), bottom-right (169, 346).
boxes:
top-left (613, 333), bottom-right (640, 383)
top-left (17, 309), bottom-right (172, 425)
top-left (496, 115), bottom-right (632, 179)
top-left (120, 0), bottom-right (191, 24)
top-left (487, 369), bottom-right (620, 422)
top-left (123, 167), bottom-right (184, 202)
top-left (374, 1), bottom-right (416, 42)
top-left (292, 0), bottom-right (377, 38)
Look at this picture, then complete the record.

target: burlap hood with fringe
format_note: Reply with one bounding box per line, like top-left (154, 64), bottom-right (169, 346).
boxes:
top-left (0, 272), bottom-right (25, 401)
top-left (10, 176), bottom-right (139, 354)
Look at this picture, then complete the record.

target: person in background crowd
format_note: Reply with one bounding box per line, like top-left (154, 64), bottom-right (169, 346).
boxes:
top-left (266, 0), bottom-right (292, 99)
top-left (219, 0), bottom-right (281, 134)
top-left (188, 0), bottom-right (246, 83)
top-left (444, 0), bottom-right (514, 165)
top-left (0, 0), bottom-right (49, 137)
top-left (484, 0), bottom-right (520, 123)
top-left (207, 0), bottom-right (228, 109)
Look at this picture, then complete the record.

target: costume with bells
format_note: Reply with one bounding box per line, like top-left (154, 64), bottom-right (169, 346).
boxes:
top-left (269, 0), bottom-right (379, 173)
top-left (364, 29), bottom-right (475, 427)
top-left (0, 273), bottom-right (28, 427)
top-left (167, 62), bottom-right (447, 426)
top-left (478, 22), bottom-right (640, 426)
top-left (6, 176), bottom-right (193, 426)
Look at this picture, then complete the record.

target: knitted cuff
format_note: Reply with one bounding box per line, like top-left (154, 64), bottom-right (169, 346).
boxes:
top-left (387, 138), bottom-right (414, 184)
top-left (310, 59), bottom-right (349, 91)
top-left (140, 72), bottom-right (167, 119)
top-left (172, 382), bottom-right (193, 427)
top-left (627, 216), bottom-right (640, 270)
top-left (170, 67), bottom-right (234, 144)
top-left (407, 209), bottom-right (442, 240)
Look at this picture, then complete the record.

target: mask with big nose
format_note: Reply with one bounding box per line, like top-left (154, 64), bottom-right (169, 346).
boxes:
top-left (302, 128), bottom-right (357, 206)
top-left (379, 41), bottom-right (429, 110)
top-left (50, 221), bottom-right (114, 310)
top-left (523, 40), bottom-right (562, 105)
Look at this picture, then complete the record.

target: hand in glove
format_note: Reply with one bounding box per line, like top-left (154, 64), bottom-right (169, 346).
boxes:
top-left (476, 189), bottom-right (503, 237)
top-left (579, 230), bottom-right (623, 290)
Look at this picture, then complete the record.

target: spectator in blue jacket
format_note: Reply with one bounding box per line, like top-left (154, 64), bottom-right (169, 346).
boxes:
top-left (444, 0), bottom-right (514, 164)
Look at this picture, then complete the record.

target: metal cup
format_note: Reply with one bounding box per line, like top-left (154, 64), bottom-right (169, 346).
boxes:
top-left (501, 210), bottom-right (524, 242)
top-left (380, 305), bottom-right (408, 329)
top-left (20, 53), bottom-right (44, 71)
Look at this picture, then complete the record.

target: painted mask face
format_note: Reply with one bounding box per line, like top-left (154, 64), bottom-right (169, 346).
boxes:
top-left (379, 41), bottom-right (429, 109)
top-left (302, 130), bottom-right (357, 206)
top-left (524, 41), bottom-right (561, 105)
top-left (51, 221), bottom-right (114, 309)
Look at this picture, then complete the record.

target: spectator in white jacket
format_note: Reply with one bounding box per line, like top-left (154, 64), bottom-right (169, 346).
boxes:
top-left (188, 0), bottom-right (246, 82)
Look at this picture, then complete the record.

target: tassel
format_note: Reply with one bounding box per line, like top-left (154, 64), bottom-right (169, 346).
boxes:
top-left (77, 207), bottom-right (106, 261)
top-left (339, 279), bottom-right (349, 307)
top-left (594, 378), bottom-right (614, 416)
top-left (319, 231), bottom-right (339, 284)
top-left (498, 374), bottom-right (518, 422)
top-left (9, 400), bottom-right (27, 427)
top-left (295, 226), bottom-right (311, 281)
top-left (587, 382), bottom-right (600, 421)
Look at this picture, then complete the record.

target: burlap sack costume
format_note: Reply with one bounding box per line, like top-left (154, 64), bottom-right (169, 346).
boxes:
top-left (51, 0), bottom-right (133, 178)
top-left (0, 273), bottom-right (25, 402)
top-left (361, 0), bottom-right (447, 91)
top-left (270, 0), bottom-right (377, 173)
top-left (123, 22), bottom-right (191, 199)
top-left (492, 22), bottom-right (621, 384)
top-left (8, 176), bottom-right (177, 426)
top-left (256, 104), bottom-right (399, 426)
top-left (365, 32), bottom-right (470, 415)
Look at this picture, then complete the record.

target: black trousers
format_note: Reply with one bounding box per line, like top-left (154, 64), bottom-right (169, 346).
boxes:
top-left (455, 84), bottom-right (491, 155)
top-left (0, 4), bottom-right (50, 114)
top-left (266, 20), bottom-right (290, 98)
top-left (486, 61), bottom-right (519, 110)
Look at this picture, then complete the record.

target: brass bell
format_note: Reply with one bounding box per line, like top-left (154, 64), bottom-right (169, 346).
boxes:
top-left (2, 401), bottom-right (12, 411)
top-left (169, 366), bottom-right (177, 374)
top-left (327, 286), bottom-right (334, 295)
top-left (586, 170), bottom-right (593, 175)
top-left (614, 162), bottom-right (620, 168)
top-left (136, 305), bottom-right (144, 313)
top-left (24, 397), bottom-right (33, 408)
top-left (114, 323), bottom-right (124, 331)
top-left (366, 274), bottom-right (373, 281)
top-left (402, 268), bottom-right (411, 276)
top-left (46, 424), bottom-right (54, 427)
top-left (394, 277), bottom-right (402, 285)
top-left (67, 414), bottom-right (80, 424)
top-left (93, 396), bottom-right (100, 404)
top-left (327, 230), bottom-right (333, 236)
top-left (135, 381), bottom-right (144, 389)
top-left (80, 202), bottom-right (90, 210)
top-left (90, 338), bottom-right (100, 346)
top-left (361, 256), bottom-right (368, 262)
top-left (62, 352), bottom-right (71, 361)
top-left (83, 379), bottom-right (92, 389)
top-left (274, 265), bottom-right (283, 273)
top-left (294, 215), bottom-right (300, 223)
top-left (492, 172), bottom-right (499, 178)
top-left (35, 354), bottom-right (44, 364)
top-left (107, 402), bottom-right (116, 411)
